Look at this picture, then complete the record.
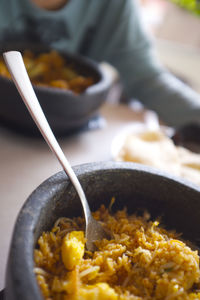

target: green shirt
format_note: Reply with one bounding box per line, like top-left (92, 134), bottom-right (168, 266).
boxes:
top-left (1, 0), bottom-right (200, 128)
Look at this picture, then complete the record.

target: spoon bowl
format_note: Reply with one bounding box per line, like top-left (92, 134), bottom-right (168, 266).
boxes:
top-left (3, 51), bottom-right (110, 251)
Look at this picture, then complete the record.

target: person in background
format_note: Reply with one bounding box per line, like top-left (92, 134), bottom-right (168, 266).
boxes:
top-left (0, 0), bottom-right (200, 130)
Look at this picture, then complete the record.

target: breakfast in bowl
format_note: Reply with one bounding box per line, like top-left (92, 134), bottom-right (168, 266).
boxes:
top-left (0, 45), bottom-right (110, 135)
top-left (34, 202), bottom-right (200, 300)
top-left (0, 50), bottom-right (95, 94)
top-left (4, 162), bottom-right (200, 300)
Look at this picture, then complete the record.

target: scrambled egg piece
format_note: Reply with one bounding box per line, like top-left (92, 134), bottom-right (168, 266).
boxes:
top-left (76, 283), bottom-right (118, 300)
top-left (61, 231), bottom-right (85, 270)
top-left (61, 232), bottom-right (118, 299)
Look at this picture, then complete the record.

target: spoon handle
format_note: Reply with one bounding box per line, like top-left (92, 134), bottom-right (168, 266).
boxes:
top-left (3, 51), bottom-right (91, 224)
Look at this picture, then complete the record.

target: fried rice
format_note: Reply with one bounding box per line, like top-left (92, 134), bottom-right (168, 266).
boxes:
top-left (34, 204), bottom-right (200, 300)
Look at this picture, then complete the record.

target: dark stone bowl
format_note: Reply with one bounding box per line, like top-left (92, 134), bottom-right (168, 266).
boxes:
top-left (4, 161), bottom-right (200, 300)
top-left (0, 44), bottom-right (111, 136)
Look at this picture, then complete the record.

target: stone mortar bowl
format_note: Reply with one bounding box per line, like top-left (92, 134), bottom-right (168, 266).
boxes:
top-left (4, 161), bottom-right (200, 300)
top-left (0, 44), bottom-right (111, 137)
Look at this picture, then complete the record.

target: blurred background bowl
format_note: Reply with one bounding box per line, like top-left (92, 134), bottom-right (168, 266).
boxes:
top-left (0, 44), bottom-right (112, 137)
top-left (4, 161), bottom-right (200, 300)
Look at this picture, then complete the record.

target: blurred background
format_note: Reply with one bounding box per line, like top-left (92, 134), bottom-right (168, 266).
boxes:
top-left (140, 0), bottom-right (200, 93)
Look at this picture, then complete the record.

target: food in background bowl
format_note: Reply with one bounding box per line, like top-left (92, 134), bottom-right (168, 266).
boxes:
top-left (34, 203), bottom-right (200, 300)
top-left (4, 162), bottom-right (200, 300)
top-left (0, 50), bottom-right (95, 94)
top-left (0, 44), bottom-right (111, 136)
